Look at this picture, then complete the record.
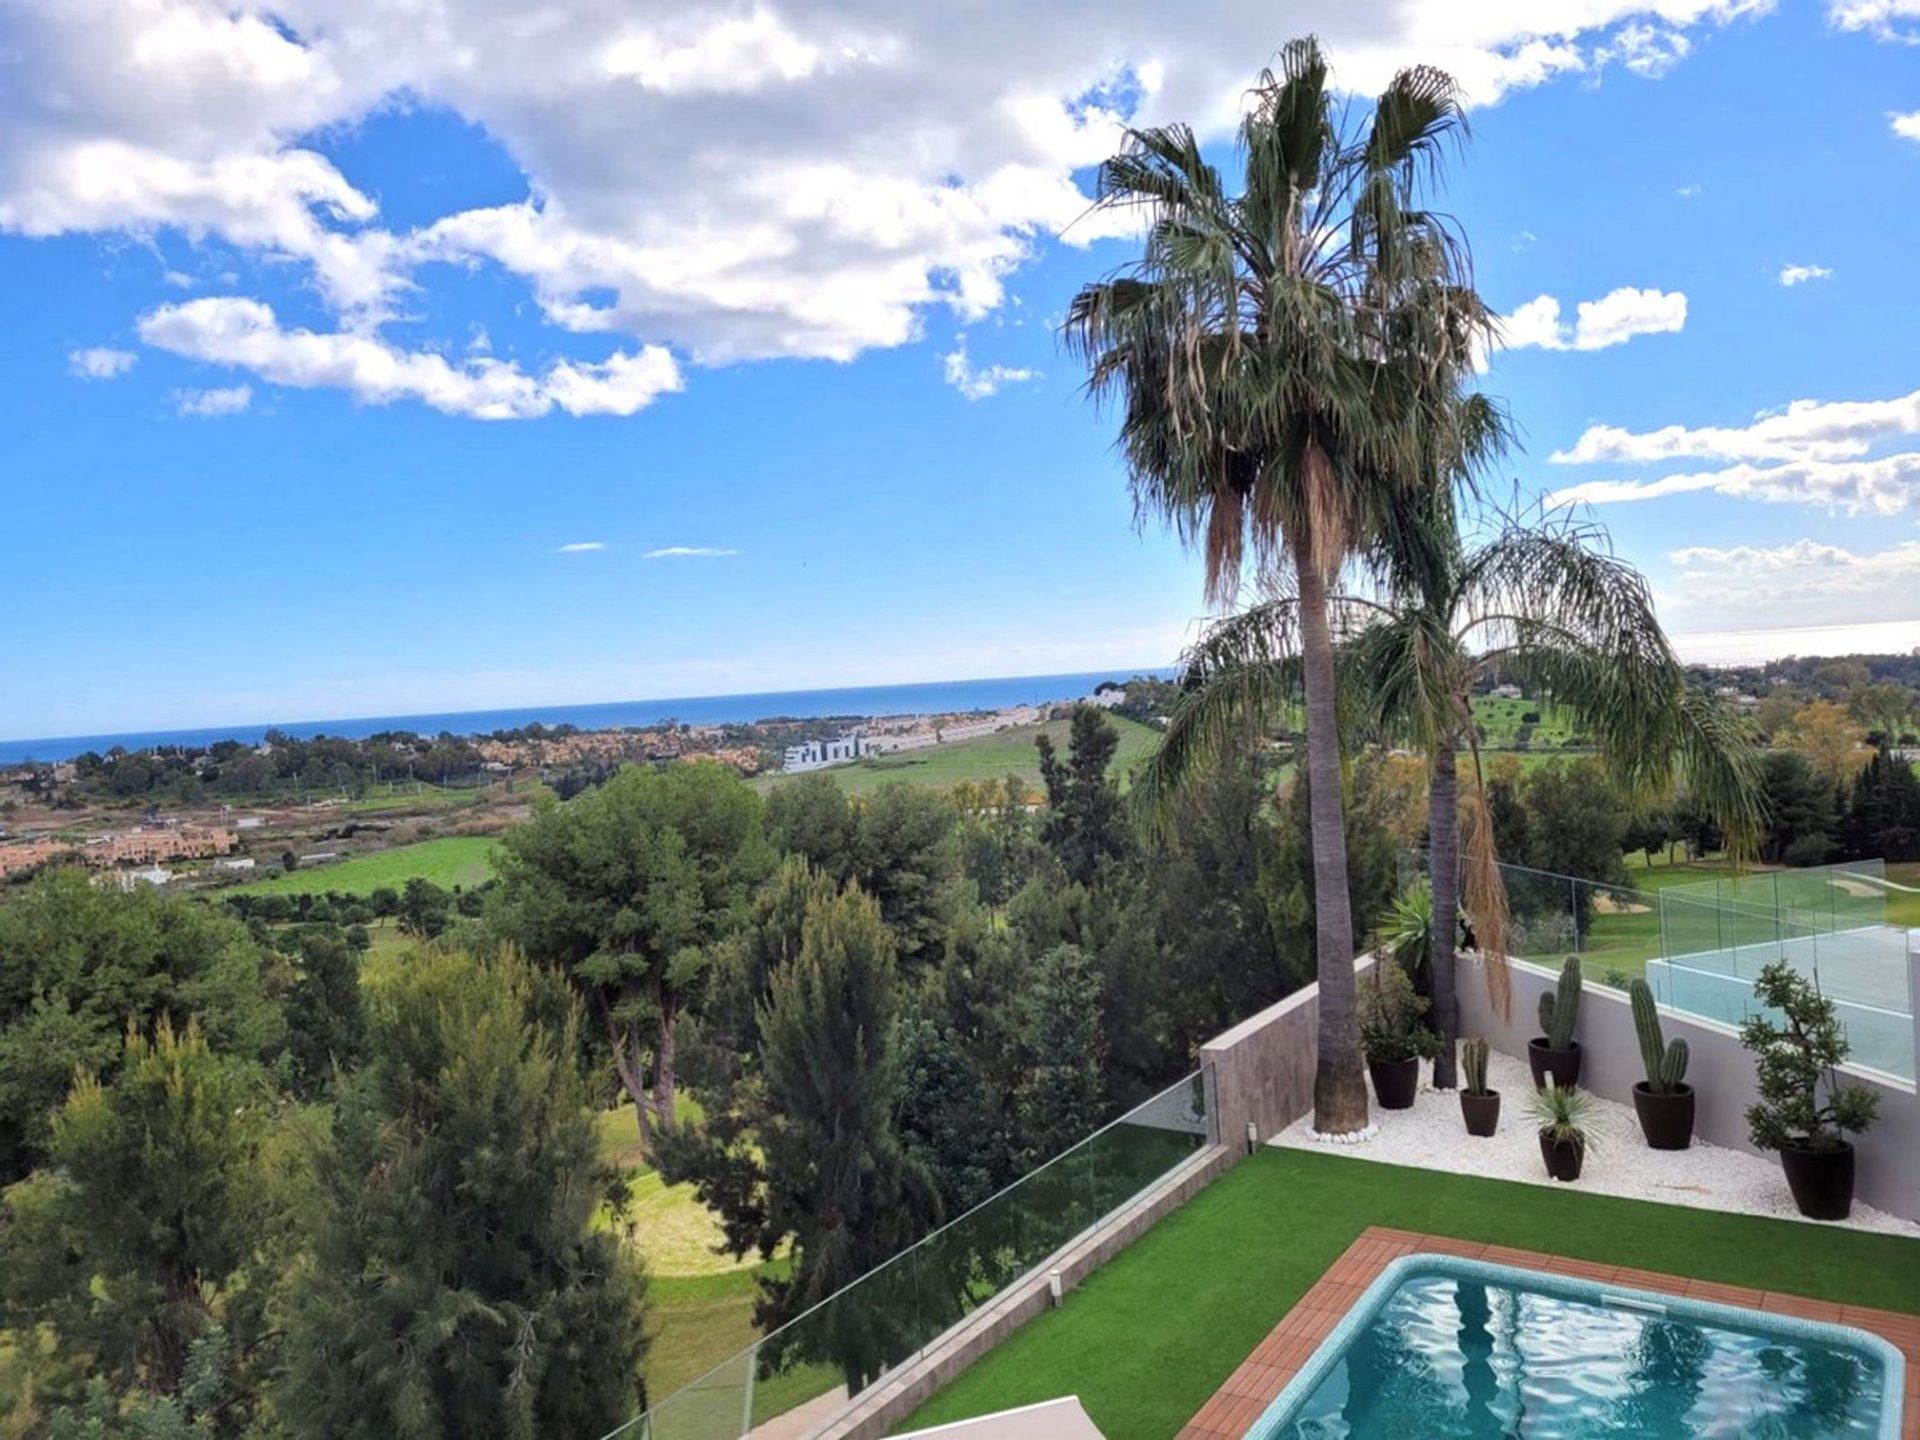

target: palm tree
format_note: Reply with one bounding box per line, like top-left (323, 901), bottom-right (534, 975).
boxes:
top-left (1067, 38), bottom-right (1494, 1132)
top-left (1152, 507), bottom-right (1763, 1087)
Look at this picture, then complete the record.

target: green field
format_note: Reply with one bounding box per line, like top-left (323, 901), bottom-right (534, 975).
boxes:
top-left (230, 835), bottom-right (497, 896)
top-left (758, 715), bottom-right (1163, 797)
top-left (899, 1148), bottom-right (1920, 1440)
top-left (1469, 695), bottom-right (1579, 747)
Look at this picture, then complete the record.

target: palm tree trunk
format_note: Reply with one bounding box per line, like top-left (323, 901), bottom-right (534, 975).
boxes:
top-left (1428, 740), bottom-right (1460, 1088)
top-left (1291, 533), bottom-right (1370, 1134)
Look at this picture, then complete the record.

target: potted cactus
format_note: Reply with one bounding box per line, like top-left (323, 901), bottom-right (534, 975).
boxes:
top-left (1527, 956), bottom-right (1583, 1089)
top-left (1525, 1077), bottom-right (1597, 1182)
top-left (1358, 960), bottom-right (1439, 1109)
top-left (1459, 1037), bottom-right (1500, 1137)
top-left (1740, 961), bottom-right (1880, 1220)
top-left (1629, 980), bottom-right (1694, 1150)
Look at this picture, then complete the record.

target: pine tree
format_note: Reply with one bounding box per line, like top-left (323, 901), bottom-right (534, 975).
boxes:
top-left (658, 885), bottom-right (941, 1393)
top-left (277, 950), bottom-right (647, 1440)
top-left (1015, 943), bottom-right (1107, 1164)
top-left (1035, 705), bottom-right (1131, 884)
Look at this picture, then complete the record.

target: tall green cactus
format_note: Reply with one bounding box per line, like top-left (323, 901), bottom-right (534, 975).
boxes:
top-left (1630, 979), bottom-right (1690, 1093)
top-left (1462, 1037), bottom-right (1491, 1095)
top-left (1537, 955), bottom-right (1582, 1050)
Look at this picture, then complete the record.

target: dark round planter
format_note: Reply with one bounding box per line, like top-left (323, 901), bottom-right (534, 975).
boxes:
top-left (1527, 1038), bottom-right (1582, 1089)
top-left (1632, 1083), bottom-right (1695, 1151)
top-left (1460, 1090), bottom-right (1501, 1138)
top-left (1539, 1132), bottom-right (1585, 1182)
top-left (1780, 1140), bottom-right (1855, 1221)
top-left (1368, 1056), bottom-right (1420, 1110)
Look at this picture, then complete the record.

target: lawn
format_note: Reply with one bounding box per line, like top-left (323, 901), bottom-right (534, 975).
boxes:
top-left (1468, 695), bottom-right (1578, 747)
top-left (897, 1147), bottom-right (1920, 1440)
top-left (229, 835), bottom-right (497, 896)
top-left (758, 715), bottom-right (1163, 797)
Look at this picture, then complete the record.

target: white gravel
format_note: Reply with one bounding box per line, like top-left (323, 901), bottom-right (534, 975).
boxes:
top-left (1273, 1049), bottom-right (1920, 1238)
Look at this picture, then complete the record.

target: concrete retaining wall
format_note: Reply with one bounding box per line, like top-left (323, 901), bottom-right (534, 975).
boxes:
top-left (1198, 955), bottom-right (1378, 1150)
top-left (1455, 953), bottom-right (1920, 1223)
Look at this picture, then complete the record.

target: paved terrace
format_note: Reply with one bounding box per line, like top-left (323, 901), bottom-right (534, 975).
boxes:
top-left (1177, 1226), bottom-right (1920, 1440)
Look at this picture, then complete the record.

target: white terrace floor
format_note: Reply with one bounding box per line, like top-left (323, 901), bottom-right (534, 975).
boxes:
top-left (1273, 1048), bottom-right (1920, 1238)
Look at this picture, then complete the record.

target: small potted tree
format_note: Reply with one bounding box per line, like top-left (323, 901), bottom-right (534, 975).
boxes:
top-left (1459, 1037), bottom-right (1500, 1137)
top-left (1359, 960), bottom-right (1439, 1109)
top-left (1740, 961), bottom-right (1880, 1220)
top-left (1629, 980), bottom-right (1693, 1150)
top-left (1527, 955), bottom-right (1583, 1088)
top-left (1525, 1077), bottom-right (1598, 1182)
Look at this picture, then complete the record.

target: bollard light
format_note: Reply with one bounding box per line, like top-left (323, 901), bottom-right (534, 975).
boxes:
top-left (1246, 1120), bottom-right (1258, 1155)
top-left (1047, 1268), bottom-right (1063, 1307)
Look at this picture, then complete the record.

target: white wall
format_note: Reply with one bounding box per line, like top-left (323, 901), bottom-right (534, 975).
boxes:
top-left (1454, 953), bottom-right (1920, 1223)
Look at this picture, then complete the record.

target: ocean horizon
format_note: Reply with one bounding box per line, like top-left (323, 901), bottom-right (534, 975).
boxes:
top-left (0, 668), bottom-right (1174, 765)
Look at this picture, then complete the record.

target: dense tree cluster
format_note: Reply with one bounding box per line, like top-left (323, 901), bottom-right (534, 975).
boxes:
top-left (43, 730), bottom-right (489, 806)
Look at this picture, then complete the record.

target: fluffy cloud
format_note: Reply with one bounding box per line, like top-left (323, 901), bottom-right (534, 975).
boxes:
top-left (137, 297), bottom-right (682, 419)
top-left (553, 541), bottom-right (606, 553)
top-left (644, 546), bottom-right (738, 559)
top-left (175, 383), bottom-right (252, 416)
top-left (1551, 386), bottom-right (1920, 465)
top-left (0, 0), bottom-right (1772, 412)
top-left (1547, 452), bottom-right (1920, 513)
top-left (1893, 110), bottom-right (1920, 141)
top-left (1778, 263), bottom-right (1834, 285)
top-left (68, 346), bottom-right (136, 379)
top-left (1499, 287), bottom-right (1687, 352)
top-left (1828, 0), bottom-right (1920, 40)
top-left (942, 344), bottom-right (1038, 400)
top-left (1661, 538), bottom-right (1920, 634)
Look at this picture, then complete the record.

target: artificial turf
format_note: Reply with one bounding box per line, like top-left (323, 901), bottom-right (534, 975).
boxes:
top-left (895, 1146), bottom-right (1920, 1440)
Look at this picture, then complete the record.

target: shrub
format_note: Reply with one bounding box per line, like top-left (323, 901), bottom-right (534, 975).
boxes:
top-left (1358, 962), bottom-right (1439, 1063)
top-left (1740, 961), bottom-right (1878, 1153)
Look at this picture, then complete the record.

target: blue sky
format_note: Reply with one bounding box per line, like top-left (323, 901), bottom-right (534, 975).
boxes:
top-left (3, 0), bottom-right (1918, 740)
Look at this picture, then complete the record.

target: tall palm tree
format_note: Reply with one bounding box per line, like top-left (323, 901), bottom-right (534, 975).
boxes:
top-left (1066, 38), bottom-right (1495, 1132)
top-left (1151, 507), bottom-right (1763, 1087)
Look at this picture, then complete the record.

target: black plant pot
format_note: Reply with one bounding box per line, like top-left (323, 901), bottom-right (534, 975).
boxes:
top-left (1460, 1090), bottom-right (1501, 1138)
top-left (1368, 1056), bottom-right (1420, 1110)
top-left (1780, 1140), bottom-right (1855, 1221)
top-left (1632, 1083), bottom-right (1695, 1151)
top-left (1527, 1038), bottom-right (1583, 1089)
top-left (1539, 1132), bottom-right (1585, 1182)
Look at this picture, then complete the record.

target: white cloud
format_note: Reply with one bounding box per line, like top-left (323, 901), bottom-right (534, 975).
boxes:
top-left (1661, 538), bottom-right (1920, 634)
top-left (644, 546), bottom-right (739, 559)
top-left (942, 343), bottom-right (1038, 400)
top-left (68, 346), bottom-right (135, 379)
top-left (1547, 451), bottom-right (1920, 513)
top-left (1893, 110), bottom-right (1920, 141)
top-left (1778, 262), bottom-right (1833, 285)
top-left (1676, 182), bottom-right (1702, 197)
top-left (1499, 286), bottom-right (1687, 353)
top-left (137, 297), bottom-right (683, 419)
top-left (1596, 22), bottom-right (1692, 76)
top-left (174, 383), bottom-right (252, 416)
top-left (553, 541), bottom-right (606, 553)
top-left (1829, 0), bottom-right (1920, 41)
top-left (1551, 385), bottom-right (1920, 465)
top-left (0, 0), bottom-right (1771, 411)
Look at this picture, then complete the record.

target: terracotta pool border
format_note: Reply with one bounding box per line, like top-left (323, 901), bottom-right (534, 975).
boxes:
top-left (1174, 1225), bottom-right (1920, 1440)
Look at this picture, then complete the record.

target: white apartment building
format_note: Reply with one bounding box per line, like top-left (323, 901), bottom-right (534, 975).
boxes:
top-left (782, 734), bottom-right (873, 772)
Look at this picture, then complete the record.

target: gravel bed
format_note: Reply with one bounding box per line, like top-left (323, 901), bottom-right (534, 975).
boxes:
top-left (1272, 1049), bottom-right (1920, 1238)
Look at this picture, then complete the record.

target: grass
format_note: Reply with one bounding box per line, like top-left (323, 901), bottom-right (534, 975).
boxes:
top-left (757, 715), bottom-right (1162, 797)
top-left (228, 835), bottom-right (497, 896)
top-left (896, 1147), bottom-right (1920, 1440)
top-left (1469, 696), bottom-right (1578, 747)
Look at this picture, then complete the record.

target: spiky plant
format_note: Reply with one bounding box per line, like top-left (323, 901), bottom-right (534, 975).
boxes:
top-left (1537, 955), bottom-right (1582, 1051)
top-left (1461, 1036), bottom-right (1492, 1096)
top-left (1629, 979), bottom-right (1689, 1093)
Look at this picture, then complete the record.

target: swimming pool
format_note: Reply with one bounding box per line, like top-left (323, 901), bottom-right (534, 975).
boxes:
top-left (1246, 1255), bottom-right (1905, 1438)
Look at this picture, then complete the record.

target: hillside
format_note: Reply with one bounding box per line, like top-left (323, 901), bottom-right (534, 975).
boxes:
top-left (758, 714), bottom-right (1162, 796)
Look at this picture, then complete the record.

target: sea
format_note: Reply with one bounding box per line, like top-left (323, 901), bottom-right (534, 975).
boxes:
top-left (0, 669), bottom-right (1175, 765)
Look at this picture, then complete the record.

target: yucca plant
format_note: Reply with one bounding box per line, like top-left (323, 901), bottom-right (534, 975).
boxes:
top-left (1525, 1077), bottom-right (1598, 1181)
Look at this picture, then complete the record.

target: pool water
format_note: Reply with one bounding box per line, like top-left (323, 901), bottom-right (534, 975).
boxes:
top-left (1251, 1259), bottom-right (1900, 1439)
